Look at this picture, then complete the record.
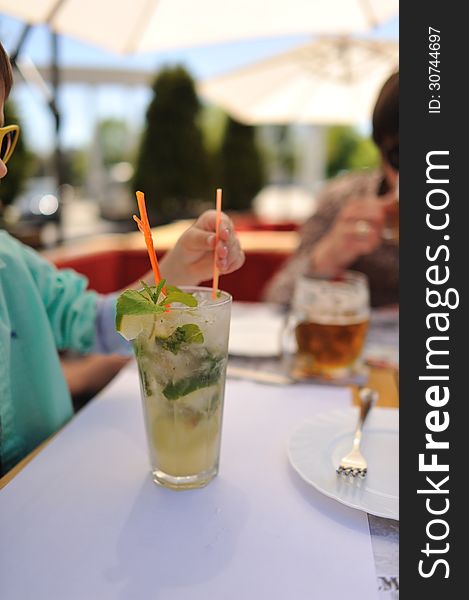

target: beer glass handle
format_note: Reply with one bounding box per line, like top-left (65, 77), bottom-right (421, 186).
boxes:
top-left (279, 311), bottom-right (297, 375)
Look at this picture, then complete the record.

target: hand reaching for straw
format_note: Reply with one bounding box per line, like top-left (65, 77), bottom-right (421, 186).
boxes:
top-left (157, 210), bottom-right (245, 287)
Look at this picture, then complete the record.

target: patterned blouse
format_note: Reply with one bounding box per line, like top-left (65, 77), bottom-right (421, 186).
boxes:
top-left (262, 170), bottom-right (399, 308)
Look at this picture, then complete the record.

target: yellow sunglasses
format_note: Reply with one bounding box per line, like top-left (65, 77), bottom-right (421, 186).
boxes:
top-left (0, 125), bottom-right (20, 164)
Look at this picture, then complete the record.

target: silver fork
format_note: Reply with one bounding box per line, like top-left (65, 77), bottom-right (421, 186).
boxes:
top-left (336, 387), bottom-right (378, 478)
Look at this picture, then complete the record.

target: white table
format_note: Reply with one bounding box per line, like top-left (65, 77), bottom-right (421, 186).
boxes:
top-left (0, 364), bottom-right (391, 599)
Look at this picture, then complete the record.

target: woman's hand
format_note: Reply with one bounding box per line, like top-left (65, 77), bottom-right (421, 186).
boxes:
top-left (310, 192), bottom-right (396, 276)
top-left (158, 210), bottom-right (245, 286)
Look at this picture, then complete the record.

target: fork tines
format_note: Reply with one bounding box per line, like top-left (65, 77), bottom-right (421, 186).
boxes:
top-left (336, 465), bottom-right (367, 478)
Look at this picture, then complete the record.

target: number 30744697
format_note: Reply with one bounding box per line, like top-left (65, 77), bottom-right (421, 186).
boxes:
top-left (428, 27), bottom-right (441, 114)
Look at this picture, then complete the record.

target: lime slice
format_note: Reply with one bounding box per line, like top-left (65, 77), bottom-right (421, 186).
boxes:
top-left (117, 313), bottom-right (156, 341)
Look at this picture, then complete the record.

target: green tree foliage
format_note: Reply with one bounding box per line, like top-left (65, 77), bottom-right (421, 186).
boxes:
top-left (326, 126), bottom-right (379, 179)
top-left (199, 106), bottom-right (226, 155)
top-left (273, 125), bottom-right (297, 183)
top-left (133, 66), bottom-right (210, 224)
top-left (63, 148), bottom-right (88, 187)
top-left (97, 118), bottom-right (132, 167)
top-left (0, 100), bottom-right (34, 211)
top-left (219, 117), bottom-right (266, 212)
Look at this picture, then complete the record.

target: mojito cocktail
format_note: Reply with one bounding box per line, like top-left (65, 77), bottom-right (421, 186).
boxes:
top-left (118, 284), bottom-right (231, 489)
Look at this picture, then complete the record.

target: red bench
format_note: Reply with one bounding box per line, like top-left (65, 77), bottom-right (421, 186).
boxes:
top-left (54, 248), bottom-right (291, 302)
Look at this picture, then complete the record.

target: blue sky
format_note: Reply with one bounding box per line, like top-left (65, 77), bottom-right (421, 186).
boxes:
top-left (1, 13), bottom-right (398, 152)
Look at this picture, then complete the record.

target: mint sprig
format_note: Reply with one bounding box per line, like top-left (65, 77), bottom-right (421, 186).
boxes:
top-left (162, 354), bottom-right (224, 400)
top-left (140, 280), bottom-right (160, 304)
top-left (156, 323), bottom-right (204, 355)
top-left (115, 279), bottom-right (198, 329)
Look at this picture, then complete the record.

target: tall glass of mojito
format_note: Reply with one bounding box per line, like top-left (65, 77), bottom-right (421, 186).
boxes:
top-left (117, 282), bottom-right (232, 490)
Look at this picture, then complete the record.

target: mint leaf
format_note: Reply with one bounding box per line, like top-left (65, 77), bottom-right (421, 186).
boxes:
top-left (155, 279), bottom-right (166, 303)
top-left (165, 284), bottom-right (183, 294)
top-left (138, 279), bottom-right (169, 304)
top-left (116, 281), bottom-right (198, 330)
top-left (181, 323), bottom-right (204, 344)
top-left (159, 291), bottom-right (198, 307)
top-left (163, 355), bottom-right (224, 400)
top-left (115, 289), bottom-right (165, 329)
top-left (156, 323), bottom-right (204, 354)
top-left (140, 280), bottom-right (158, 303)
top-left (138, 365), bottom-right (153, 397)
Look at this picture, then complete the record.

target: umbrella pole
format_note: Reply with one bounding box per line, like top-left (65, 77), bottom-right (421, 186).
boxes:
top-left (50, 30), bottom-right (65, 244)
top-left (10, 25), bottom-right (65, 246)
top-left (9, 24), bottom-right (32, 64)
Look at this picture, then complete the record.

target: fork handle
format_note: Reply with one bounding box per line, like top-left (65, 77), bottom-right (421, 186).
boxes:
top-left (353, 387), bottom-right (378, 449)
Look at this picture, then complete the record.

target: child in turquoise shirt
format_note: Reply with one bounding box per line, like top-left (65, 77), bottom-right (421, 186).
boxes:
top-left (0, 42), bottom-right (245, 474)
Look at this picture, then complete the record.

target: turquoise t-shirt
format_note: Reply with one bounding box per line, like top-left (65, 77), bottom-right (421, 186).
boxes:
top-left (0, 231), bottom-right (98, 473)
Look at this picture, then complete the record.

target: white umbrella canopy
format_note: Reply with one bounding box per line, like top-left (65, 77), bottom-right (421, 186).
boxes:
top-left (198, 37), bottom-right (399, 125)
top-left (1, 0), bottom-right (398, 54)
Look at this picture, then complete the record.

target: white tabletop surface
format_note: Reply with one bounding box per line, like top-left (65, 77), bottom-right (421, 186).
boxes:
top-left (0, 363), bottom-right (379, 599)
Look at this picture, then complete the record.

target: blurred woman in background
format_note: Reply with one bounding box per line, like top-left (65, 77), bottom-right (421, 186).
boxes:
top-left (264, 72), bottom-right (399, 308)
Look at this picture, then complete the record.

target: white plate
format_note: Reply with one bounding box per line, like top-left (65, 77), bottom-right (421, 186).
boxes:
top-left (288, 408), bottom-right (399, 520)
top-left (229, 302), bottom-right (284, 357)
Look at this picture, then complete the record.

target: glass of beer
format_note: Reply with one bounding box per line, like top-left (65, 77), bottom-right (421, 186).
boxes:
top-left (283, 272), bottom-right (370, 380)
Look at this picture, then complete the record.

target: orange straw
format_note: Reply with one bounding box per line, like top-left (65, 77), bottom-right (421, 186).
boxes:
top-left (133, 191), bottom-right (162, 287)
top-left (212, 188), bottom-right (223, 299)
